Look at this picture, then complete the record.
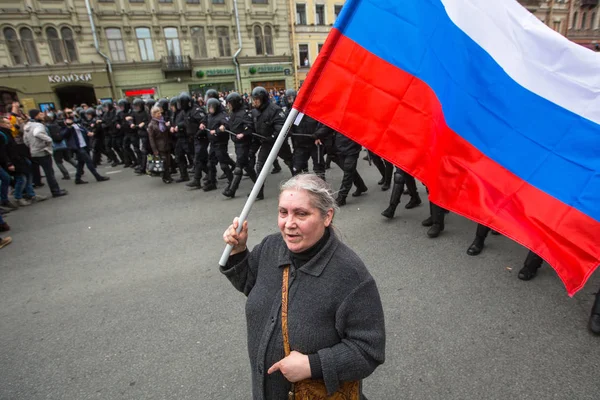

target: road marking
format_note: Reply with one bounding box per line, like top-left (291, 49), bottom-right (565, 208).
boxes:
top-left (106, 170), bottom-right (123, 175)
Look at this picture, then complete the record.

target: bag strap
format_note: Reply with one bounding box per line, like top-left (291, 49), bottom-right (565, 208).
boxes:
top-left (281, 265), bottom-right (291, 357)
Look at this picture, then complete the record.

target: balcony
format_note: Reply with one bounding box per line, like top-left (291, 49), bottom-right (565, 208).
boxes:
top-left (581, 0), bottom-right (599, 8)
top-left (518, 0), bottom-right (541, 11)
top-left (567, 28), bottom-right (600, 39)
top-left (161, 55), bottom-right (192, 72)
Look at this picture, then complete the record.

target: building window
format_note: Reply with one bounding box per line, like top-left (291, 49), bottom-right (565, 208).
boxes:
top-left (334, 4), bottom-right (342, 20)
top-left (105, 28), bottom-right (127, 62)
top-left (61, 27), bottom-right (78, 62)
top-left (129, 0), bottom-right (144, 2)
top-left (3, 27), bottom-right (24, 65)
top-left (264, 25), bottom-right (273, 55)
top-left (212, 0), bottom-right (224, 3)
top-left (46, 27), bottom-right (65, 63)
top-left (582, 12), bottom-right (587, 29)
top-left (252, 0), bottom-right (268, 3)
top-left (216, 26), bottom-right (231, 57)
top-left (136, 27), bottom-right (155, 61)
top-left (592, 12), bottom-right (597, 30)
top-left (158, 0), bottom-right (173, 2)
top-left (191, 26), bottom-right (207, 58)
top-left (299, 44), bottom-right (309, 67)
top-left (254, 25), bottom-right (264, 55)
top-left (164, 27), bottom-right (181, 57)
top-left (296, 4), bottom-right (307, 25)
top-left (315, 4), bottom-right (325, 25)
top-left (187, 0), bottom-right (200, 3)
top-left (572, 11), bottom-right (578, 29)
top-left (318, 43), bottom-right (323, 53)
top-left (19, 27), bottom-right (40, 65)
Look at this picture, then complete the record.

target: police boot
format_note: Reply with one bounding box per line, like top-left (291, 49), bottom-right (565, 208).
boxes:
top-left (176, 162), bottom-right (190, 183)
top-left (422, 203), bottom-right (434, 227)
top-left (381, 181), bottom-right (404, 219)
top-left (381, 163), bottom-right (393, 191)
top-left (203, 168), bottom-right (217, 192)
top-left (285, 160), bottom-right (294, 176)
top-left (518, 251), bottom-right (543, 281)
top-left (427, 204), bottom-right (445, 238)
top-left (405, 194), bottom-right (422, 209)
top-left (335, 195), bottom-right (347, 207)
top-left (186, 179), bottom-right (202, 189)
top-left (271, 159), bottom-right (282, 174)
top-left (589, 290), bottom-right (600, 335)
top-left (255, 185), bottom-right (265, 200)
top-left (467, 224), bottom-right (490, 256)
top-left (223, 173), bottom-right (243, 198)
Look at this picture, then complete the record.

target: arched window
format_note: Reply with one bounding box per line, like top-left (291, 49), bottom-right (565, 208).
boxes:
top-left (191, 26), bottom-right (207, 58)
top-left (254, 25), bottom-right (264, 55)
top-left (3, 27), bottom-right (24, 65)
top-left (19, 27), bottom-right (39, 65)
top-left (582, 12), bottom-right (587, 30)
top-left (572, 11), bottom-right (578, 29)
top-left (592, 12), bottom-right (597, 30)
top-left (264, 25), bottom-right (273, 55)
top-left (47, 27), bottom-right (65, 63)
top-left (61, 27), bottom-right (78, 62)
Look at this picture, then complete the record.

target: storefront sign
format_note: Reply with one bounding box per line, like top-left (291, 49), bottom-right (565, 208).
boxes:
top-left (124, 88), bottom-right (156, 97)
top-left (48, 73), bottom-right (92, 84)
top-left (205, 68), bottom-right (235, 76)
top-left (257, 65), bottom-right (284, 74)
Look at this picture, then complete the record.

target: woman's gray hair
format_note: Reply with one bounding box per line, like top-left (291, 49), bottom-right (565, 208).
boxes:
top-left (279, 174), bottom-right (339, 219)
top-left (150, 106), bottom-right (162, 116)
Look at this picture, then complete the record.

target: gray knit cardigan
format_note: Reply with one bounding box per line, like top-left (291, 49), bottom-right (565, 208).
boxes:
top-left (220, 229), bottom-right (386, 400)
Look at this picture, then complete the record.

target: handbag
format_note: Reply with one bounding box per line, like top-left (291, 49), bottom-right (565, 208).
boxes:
top-left (147, 154), bottom-right (164, 173)
top-left (281, 266), bottom-right (360, 400)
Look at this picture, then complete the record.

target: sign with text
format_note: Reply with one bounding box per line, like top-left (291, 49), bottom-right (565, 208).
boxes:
top-left (257, 65), bottom-right (284, 74)
top-left (205, 68), bottom-right (235, 76)
top-left (48, 73), bottom-right (92, 84)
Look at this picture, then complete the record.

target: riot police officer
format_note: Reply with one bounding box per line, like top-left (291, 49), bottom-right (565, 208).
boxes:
top-left (381, 167), bottom-right (421, 219)
top-left (251, 86), bottom-right (293, 200)
top-left (333, 131), bottom-right (368, 206)
top-left (99, 101), bottom-right (123, 167)
top-left (205, 98), bottom-right (232, 192)
top-left (185, 101), bottom-right (209, 190)
top-left (285, 89), bottom-right (325, 180)
top-left (222, 92), bottom-right (256, 198)
top-left (132, 98), bottom-right (150, 175)
top-left (117, 98), bottom-right (138, 168)
top-left (173, 92), bottom-right (202, 183)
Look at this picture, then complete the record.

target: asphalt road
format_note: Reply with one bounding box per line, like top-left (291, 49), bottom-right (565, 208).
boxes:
top-left (1, 155), bottom-right (599, 400)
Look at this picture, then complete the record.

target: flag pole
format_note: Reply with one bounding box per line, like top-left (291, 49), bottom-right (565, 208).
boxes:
top-left (218, 108), bottom-right (301, 267)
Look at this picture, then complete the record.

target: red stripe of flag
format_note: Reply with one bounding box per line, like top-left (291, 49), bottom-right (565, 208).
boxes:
top-left (295, 29), bottom-right (600, 296)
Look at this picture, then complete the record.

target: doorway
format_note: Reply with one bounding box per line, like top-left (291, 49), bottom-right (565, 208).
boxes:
top-left (55, 85), bottom-right (97, 108)
top-left (251, 80), bottom-right (286, 92)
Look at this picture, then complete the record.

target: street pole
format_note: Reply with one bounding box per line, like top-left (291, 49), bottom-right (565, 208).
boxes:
top-left (218, 108), bottom-right (301, 267)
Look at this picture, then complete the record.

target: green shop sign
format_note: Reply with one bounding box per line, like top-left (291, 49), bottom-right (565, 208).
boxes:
top-left (205, 68), bottom-right (236, 76)
top-left (256, 65), bottom-right (285, 74)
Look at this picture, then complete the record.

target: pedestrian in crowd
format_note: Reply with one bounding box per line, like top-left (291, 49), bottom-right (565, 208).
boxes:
top-left (0, 118), bottom-right (17, 210)
top-left (60, 113), bottom-right (110, 185)
top-left (23, 109), bottom-right (68, 198)
top-left (148, 106), bottom-right (173, 184)
top-left (47, 111), bottom-right (77, 180)
top-left (222, 174), bottom-right (385, 399)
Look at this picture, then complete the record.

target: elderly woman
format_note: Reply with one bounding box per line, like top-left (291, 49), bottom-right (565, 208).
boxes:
top-left (147, 106), bottom-right (172, 184)
top-left (222, 174), bottom-right (385, 399)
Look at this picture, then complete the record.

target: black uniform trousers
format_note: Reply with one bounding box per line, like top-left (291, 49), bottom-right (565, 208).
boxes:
top-left (175, 137), bottom-right (192, 178)
top-left (123, 134), bottom-right (138, 166)
top-left (256, 140), bottom-right (293, 178)
top-left (193, 139), bottom-right (209, 182)
top-left (335, 153), bottom-right (366, 198)
top-left (293, 144), bottom-right (326, 179)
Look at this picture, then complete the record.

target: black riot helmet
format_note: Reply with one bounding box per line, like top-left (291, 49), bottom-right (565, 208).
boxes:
top-left (145, 99), bottom-right (156, 110)
top-left (117, 98), bottom-right (130, 113)
top-left (85, 108), bottom-right (96, 119)
top-left (169, 96), bottom-right (179, 110)
top-left (178, 92), bottom-right (192, 111)
top-left (56, 110), bottom-right (64, 120)
top-left (157, 98), bottom-right (169, 113)
top-left (204, 89), bottom-right (219, 101)
top-left (95, 105), bottom-right (104, 116)
top-left (75, 107), bottom-right (84, 117)
top-left (206, 98), bottom-right (221, 115)
top-left (251, 86), bottom-right (269, 109)
top-left (226, 92), bottom-right (243, 112)
top-left (285, 89), bottom-right (297, 107)
top-left (132, 98), bottom-right (145, 111)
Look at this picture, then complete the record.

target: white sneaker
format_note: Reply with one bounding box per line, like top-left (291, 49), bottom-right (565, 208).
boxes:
top-left (17, 198), bottom-right (31, 207)
top-left (31, 195), bottom-right (47, 202)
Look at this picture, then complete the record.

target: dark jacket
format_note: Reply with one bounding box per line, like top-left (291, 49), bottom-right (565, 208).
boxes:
top-left (221, 229), bottom-right (386, 400)
top-left (206, 109), bottom-right (230, 144)
top-left (60, 123), bottom-right (90, 150)
top-left (0, 128), bottom-right (28, 174)
top-left (335, 132), bottom-right (361, 156)
top-left (133, 110), bottom-right (150, 138)
top-left (148, 118), bottom-right (171, 153)
top-left (118, 110), bottom-right (136, 136)
top-left (101, 108), bottom-right (119, 137)
top-left (229, 108), bottom-right (254, 144)
top-left (252, 102), bottom-right (286, 144)
top-left (290, 113), bottom-right (319, 149)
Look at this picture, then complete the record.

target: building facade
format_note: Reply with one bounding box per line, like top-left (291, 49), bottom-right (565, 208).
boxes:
top-left (0, 0), bottom-right (294, 113)
top-left (289, 0), bottom-right (343, 87)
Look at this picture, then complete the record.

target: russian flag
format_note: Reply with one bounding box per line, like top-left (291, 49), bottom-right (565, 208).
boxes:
top-left (294, 0), bottom-right (600, 296)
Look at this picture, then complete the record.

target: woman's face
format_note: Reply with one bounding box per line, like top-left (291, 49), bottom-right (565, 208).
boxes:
top-left (278, 189), bottom-right (333, 253)
top-left (152, 109), bottom-right (162, 118)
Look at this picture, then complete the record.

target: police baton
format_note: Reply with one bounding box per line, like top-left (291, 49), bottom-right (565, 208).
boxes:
top-left (219, 108), bottom-right (300, 267)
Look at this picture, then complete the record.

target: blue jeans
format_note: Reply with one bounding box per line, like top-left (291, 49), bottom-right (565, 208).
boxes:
top-left (14, 174), bottom-right (35, 200)
top-left (0, 167), bottom-right (10, 202)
